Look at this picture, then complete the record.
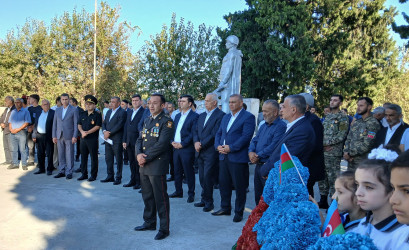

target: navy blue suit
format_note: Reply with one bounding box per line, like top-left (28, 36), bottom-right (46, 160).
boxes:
top-left (193, 108), bottom-right (225, 207)
top-left (173, 110), bottom-right (199, 198)
top-left (260, 117), bottom-right (316, 184)
top-left (214, 109), bottom-right (255, 216)
top-left (122, 107), bottom-right (145, 186)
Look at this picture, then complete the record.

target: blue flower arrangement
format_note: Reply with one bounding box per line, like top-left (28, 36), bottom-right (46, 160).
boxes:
top-left (308, 233), bottom-right (378, 250)
top-left (254, 156), bottom-right (321, 249)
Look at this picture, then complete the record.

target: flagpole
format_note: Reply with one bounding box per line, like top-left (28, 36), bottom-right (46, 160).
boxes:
top-left (283, 143), bottom-right (306, 186)
top-left (93, 0), bottom-right (97, 95)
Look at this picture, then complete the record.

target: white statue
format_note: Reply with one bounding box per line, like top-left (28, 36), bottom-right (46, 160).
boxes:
top-left (214, 35), bottom-right (243, 114)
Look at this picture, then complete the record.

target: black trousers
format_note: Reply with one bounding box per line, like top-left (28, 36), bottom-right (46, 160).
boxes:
top-left (173, 148), bottom-right (195, 197)
top-left (36, 133), bottom-right (54, 172)
top-left (254, 163), bottom-right (266, 205)
top-left (105, 140), bottom-right (123, 180)
top-left (219, 157), bottom-right (249, 216)
top-left (197, 150), bottom-right (218, 206)
top-left (76, 136), bottom-right (81, 160)
top-left (169, 150), bottom-right (174, 177)
top-left (80, 136), bottom-right (99, 178)
top-left (141, 174), bottom-right (170, 233)
top-left (126, 143), bottom-right (140, 185)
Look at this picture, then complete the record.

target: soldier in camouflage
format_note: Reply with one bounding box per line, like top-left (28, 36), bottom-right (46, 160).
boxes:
top-left (343, 97), bottom-right (380, 170)
top-left (318, 94), bottom-right (349, 209)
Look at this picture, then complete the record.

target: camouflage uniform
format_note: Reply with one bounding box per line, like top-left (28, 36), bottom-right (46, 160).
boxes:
top-left (319, 111), bottom-right (349, 196)
top-left (343, 115), bottom-right (381, 170)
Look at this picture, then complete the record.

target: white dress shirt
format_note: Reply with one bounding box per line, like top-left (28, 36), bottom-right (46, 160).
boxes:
top-left (62, 106), bottom-right (69, 119)
top-left (285, 116), bottom-right (305, 133)
top-left (131, 107), bottom-right (141, 121)
top-left (204, 108), bottom-right (217, 127)
top-left (109, 106), bottom-right (120, 121)
top-left (37, 110), bottom-right (49, 134)
top-left (385, 122), bottom-right (401, 145)
top-left (174, 109), bottom-right (191, 143)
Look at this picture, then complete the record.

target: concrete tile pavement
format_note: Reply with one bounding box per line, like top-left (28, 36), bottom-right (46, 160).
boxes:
top-left (0, 140), bottom-right (256, 250)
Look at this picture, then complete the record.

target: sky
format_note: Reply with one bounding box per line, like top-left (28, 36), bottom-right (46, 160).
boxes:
top-left (0, 0), bottom-right (407, 53)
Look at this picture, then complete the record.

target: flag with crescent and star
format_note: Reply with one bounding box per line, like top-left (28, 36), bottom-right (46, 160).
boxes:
top-left (321, 199), bottom-right (345, 237)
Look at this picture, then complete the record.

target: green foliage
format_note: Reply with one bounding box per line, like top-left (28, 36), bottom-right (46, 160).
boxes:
top-left (138, 13), bottom-right (220, 104)
top-left (0, 2), bottom-right (138, 108)
top-left (218, 0), bottom-right (400, 113)
top-left (392, 0), bottom-right (409, 47)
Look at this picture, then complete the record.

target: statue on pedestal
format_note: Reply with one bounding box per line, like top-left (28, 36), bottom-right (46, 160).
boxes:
top-left (213, 35), bottom-right (243, 114)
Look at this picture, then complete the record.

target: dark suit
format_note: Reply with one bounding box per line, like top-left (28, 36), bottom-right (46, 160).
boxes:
top-left (193, 108), bottom-right (225, 207)
top-left (33, 109), bottom-right (55, 172)
top-left (102, 107), bottom-right (127, 181)
top-left (123, 107), bottom-right (145, 186)
top-left (1, 105), bottom-right (16, 164)
top-left (75, 106), bottom-right (84, 161)
top-left (138, 108), bottom-right (151, 132)
top-left (173, 110), bottom-right (199, 198)
top-left (260, 117), bottom-right (316, 185)
top-left (136, 111), bottom-right (174, 233)
top-left (374, 123), bottom-right (408, 149)
top-left (214, 109), bottom-right (255, 216)
top-left (304, 111), bottom-right (326, 195)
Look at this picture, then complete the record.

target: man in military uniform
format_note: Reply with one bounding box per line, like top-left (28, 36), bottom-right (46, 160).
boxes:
top-left (344, 97), bottom-right (380, 170)
top-left (134, 93), bottom-right (173, 240)
top-left (318, 94), bottom-right (349, 209)
top-left (77, 95), bottom-right (102, 181)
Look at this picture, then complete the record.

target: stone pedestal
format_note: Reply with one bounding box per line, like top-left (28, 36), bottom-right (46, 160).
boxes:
top-left (195, 98), bottom-right (260, 119)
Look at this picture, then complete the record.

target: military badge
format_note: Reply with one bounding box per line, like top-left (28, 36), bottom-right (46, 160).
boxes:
top-left (91, 120), bottom-right (94, 125)
top-left (167, 121), bottom-right (173, 128)
top-left (156, 123), bottom-right (159, 127)
top-left (367, 131), bottom-right (376, 139)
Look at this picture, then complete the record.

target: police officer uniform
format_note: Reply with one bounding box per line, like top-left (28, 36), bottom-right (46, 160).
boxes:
top-left (77, 95), bottom-right (102, 181)
top-left (135, 110), bottom-right (174, 239)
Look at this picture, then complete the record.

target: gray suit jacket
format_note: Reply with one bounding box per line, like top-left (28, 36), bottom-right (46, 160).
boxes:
top-left (52, 105), bottom-right (79, 140)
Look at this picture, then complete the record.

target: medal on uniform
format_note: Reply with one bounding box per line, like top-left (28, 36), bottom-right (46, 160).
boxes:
top-left (156, 123), bottom-right (159, 127)
top-left (91, 119), bottom-right (94, 125)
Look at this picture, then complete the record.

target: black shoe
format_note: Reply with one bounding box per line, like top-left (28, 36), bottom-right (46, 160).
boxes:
top-left (100, 177), bottom-right (114, 183)
top-left (113, 179), bottom-right (121, 185)
top-left (66, 174), bottom-right (73, 180)
top-left (194, 201), bottom-right (205, 207)
top-left (154, 230), bottom-right (170, 240)
top-left (134, 224), bottom-right (156, 231)
top-left (214, 184), bottom-right (219, 189)
top-left (47, 171), bottom-right (53, 176)
top-left (133, 184), bottom-right (141, 190)
top-left (27, 162), bottom-right (35, 166)
top-left (169, 192), bottom-right (183, 198)
top-left (34, 170), bottom-right (45, 175)
top-left (54, 173), bottom-right (65, 178)
top-left (74, 168), bottom-right (81, 173)
top-left (203, 204), bottom-right (214, 212)
top-left (138, 189), bottom-right (142, 193)
top-left (123, 182), bottom-right (135, 187)
top-left (77, 175), bottom-right (88, 181)
top-left (124, 160), bottom-right (129, 165)
top-left (88, 177), bottom-right (96, 182)
top-left (166, 176), bottom-right (174, 182)
top-left (187, 196), bottom-right (194, 203)
top-left (211, 209), bottom-right (231, 216)
top-left (7, 164), bottom-right (19, 170)
top-left (233, 214), bottom-right (243, 222)
top-left (318, 195), bottom-right (329, 209)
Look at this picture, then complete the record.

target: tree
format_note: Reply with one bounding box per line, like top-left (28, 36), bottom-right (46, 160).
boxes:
top-left (217, 2), bottom-right (283, 101)
top-left (0, 1), bottom-right (139, 107)
top-left (392, 0), bottom-right (409, 47)
top-left (138, 14), bottom-right (220, 104)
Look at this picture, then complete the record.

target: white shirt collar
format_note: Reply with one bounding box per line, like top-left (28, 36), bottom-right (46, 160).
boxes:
top-left (286, 115), bottom-right (305, 132)
top-left (230, 108), bottom-right (243, 118)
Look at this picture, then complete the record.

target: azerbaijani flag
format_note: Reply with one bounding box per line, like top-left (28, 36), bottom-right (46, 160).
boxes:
top-left (321, 200), bottom-right (345, 237)
top-left (279, 144), bottom-right (295, 184)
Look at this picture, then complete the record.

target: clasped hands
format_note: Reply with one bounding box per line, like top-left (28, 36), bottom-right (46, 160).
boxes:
top-left (137, 153), bottom-right (147, 167)
top-left (172, 142), bottom-right (183, 149)
top-left (217, 145), bottom-right (230, 154)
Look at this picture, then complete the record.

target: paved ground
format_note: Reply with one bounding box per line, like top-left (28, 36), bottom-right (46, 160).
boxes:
top-left (0, 139), bottom-right (256, 250)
